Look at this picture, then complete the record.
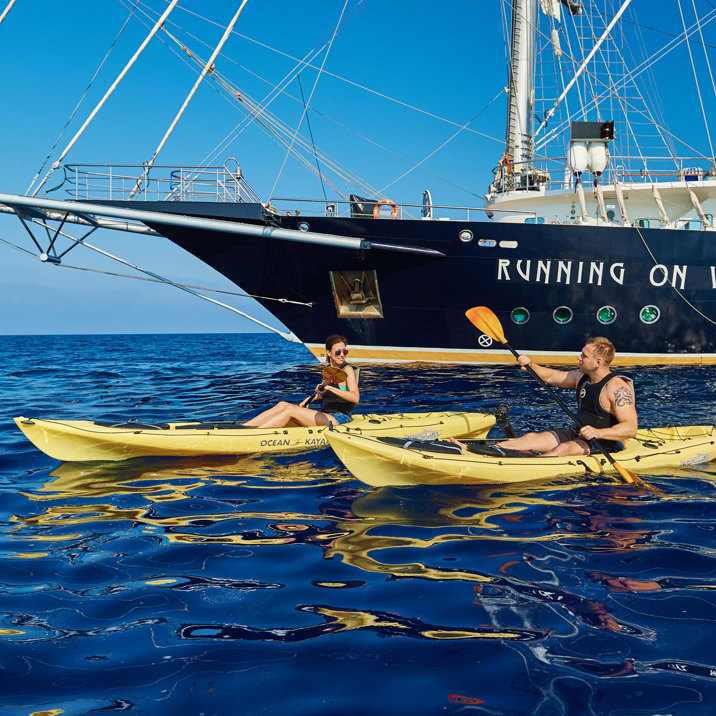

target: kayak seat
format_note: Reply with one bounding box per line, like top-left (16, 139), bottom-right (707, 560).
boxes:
top-left (463, 442), bottom-right (541, 458)
top-left (377, 437), bottom-right (464, 454)
top-left (93, 421), bottom-right (171, 430)
top-left (376, 437), bottom-right (540, 458)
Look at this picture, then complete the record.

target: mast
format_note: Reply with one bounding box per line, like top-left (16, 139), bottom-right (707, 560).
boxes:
top-left (504, 0), bottom-right (536, 174)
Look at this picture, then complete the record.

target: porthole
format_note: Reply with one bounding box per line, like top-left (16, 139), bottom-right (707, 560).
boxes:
top-left (640, 305), bottom-right (660, 324)
top-left (553, 306), bottom-right (573, 324)
top-left (596, 305), bottom-right (617, 325)
top-left (511, 307), bottom-right (530, 325)
top-left (298, 221), bottom-right (310, 232)
top-left (459, 229), bottom-right (474, 242)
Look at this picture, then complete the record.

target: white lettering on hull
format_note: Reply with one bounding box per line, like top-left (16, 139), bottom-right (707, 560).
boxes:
top-left (609, 263), bottom-right (625, 285)
top-left (589, 262), bottom-right (604, 286)
top-left (536, 260), bottom-right (551, 283)
top-left (649, 264), bottom-right (687, 289)
top-left (498, 258), bottom-right (511, 280)
top-left (557, 261), bottom-right (571, 283)
top-left (496, 260), bottom-right (703, 289)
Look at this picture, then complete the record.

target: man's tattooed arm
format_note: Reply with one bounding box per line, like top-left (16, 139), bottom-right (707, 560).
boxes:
top-left (614, 386), bottom-right (634, 407)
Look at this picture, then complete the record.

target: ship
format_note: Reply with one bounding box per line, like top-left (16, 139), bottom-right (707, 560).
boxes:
top-left (1, 0), bottom-right (715, 365)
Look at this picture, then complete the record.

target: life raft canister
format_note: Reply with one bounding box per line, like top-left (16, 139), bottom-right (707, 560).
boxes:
top-left (373, 199), bottom-right (399, 219)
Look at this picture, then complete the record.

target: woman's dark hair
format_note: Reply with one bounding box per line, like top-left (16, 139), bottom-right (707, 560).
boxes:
top-left (325, 334), bottom-right (348, 351)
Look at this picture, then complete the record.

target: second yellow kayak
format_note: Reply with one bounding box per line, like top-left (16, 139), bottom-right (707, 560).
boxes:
top-left (326, 424), bottom-right (716, 487)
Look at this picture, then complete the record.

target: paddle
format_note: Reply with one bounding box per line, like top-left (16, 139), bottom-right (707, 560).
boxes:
top-left (465, 306), bottom-right (645, 487)
top-left (300, 366), bottom-right (347, 408)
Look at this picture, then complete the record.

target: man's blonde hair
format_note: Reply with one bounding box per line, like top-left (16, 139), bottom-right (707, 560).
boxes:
top-left (587, 336), bottom-right (615, 364)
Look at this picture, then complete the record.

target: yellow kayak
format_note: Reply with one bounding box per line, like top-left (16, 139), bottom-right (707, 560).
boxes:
top-left (13, 411), bottom-right (495, 463)
top-left (326, 425), bottom-right (716, 487)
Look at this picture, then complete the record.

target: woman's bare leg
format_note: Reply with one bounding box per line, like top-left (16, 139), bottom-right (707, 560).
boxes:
top-left (242, 401), bottom-right (293, 428)
top-left (245, 402), bottom-right (339, 429)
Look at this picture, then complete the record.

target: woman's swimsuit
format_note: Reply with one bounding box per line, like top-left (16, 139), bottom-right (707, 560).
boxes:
top-left (321, 381), bottom-right (355, 424)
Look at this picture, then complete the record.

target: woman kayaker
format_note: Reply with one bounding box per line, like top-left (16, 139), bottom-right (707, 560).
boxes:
top-left (242, 334), bottom-right (359, 428)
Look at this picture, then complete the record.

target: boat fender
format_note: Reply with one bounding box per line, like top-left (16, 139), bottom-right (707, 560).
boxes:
top-left (369, 419), bottom-right (381, 424)
top-left (373, 199), bottom-right (399, 219)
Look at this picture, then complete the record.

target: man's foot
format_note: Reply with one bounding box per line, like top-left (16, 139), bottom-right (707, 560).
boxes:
top-left (446, 437), bottom-right (467, 451)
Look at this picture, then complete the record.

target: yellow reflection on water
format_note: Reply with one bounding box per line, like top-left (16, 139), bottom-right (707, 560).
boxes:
top-left (311, 606), bottom-right (534, 641)
top-left (13, 457), bottom-right (708, 585)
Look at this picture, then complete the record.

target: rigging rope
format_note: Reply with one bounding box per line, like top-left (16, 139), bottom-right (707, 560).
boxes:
top-left (690, 0), bottom-right (716, 107)
top-left (31, 0), bottom-right (181, 197)
top-left (296, 74), bottom-right (327, 201)
top-left (20, 220), bottom-right (300, 340)
top-left (27, 2), bottom-right (139, 195)
top-left (116, 0), bottom-right (385, 202)
top-left (677, 0), bottom-right (714, 160)
top-left (163, 0), bottom-right (502, 143)
top-left (534, 7), bottom-right (716, 153)
top-left (129, 0), bottom-right (250, 199)
top-left (0, 234), bottom-right (312, 306)
top-left (117, 0), bottom-right (500, 202)
top-left (268, 0), bottom-right (349, 200)
top-left (378, 88), bottom-right (506, 194)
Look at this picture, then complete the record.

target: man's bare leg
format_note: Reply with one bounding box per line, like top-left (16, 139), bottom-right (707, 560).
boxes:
top-left (541, 439), bottom-right (590, 457)
top-left (496, 431), bottom-right (560, 453)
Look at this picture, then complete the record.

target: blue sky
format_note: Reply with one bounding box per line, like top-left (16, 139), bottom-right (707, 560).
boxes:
top-left (0, 0), bottom-right (713, 335)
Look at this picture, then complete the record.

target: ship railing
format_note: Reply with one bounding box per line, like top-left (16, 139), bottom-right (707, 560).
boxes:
top-left (490, 155), bottom-right (716, 195)
top-left (59, 162), bottom-right (262, 203)
top-left (270, 197), bottom-right (536, 221)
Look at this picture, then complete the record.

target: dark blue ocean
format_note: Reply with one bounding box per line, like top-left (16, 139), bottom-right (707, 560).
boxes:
top-left (2, 333), bottom-right (716, 715)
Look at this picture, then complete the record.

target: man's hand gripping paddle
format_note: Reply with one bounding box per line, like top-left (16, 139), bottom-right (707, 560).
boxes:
top-left (300, 366), bottom-right (347, 408)
top-left (465, 306), bottom-right (648, 489)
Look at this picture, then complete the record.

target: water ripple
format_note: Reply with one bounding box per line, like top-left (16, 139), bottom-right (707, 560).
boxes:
top-left (2, 334), bottom-right (716, 714)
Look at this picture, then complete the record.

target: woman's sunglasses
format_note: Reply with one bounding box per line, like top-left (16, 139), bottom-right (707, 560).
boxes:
top-left (332, 348), bottom-right (349, 356)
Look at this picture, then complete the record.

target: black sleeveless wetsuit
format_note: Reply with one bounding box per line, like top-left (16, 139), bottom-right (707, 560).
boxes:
top-left (553, 372), bottom-right (634, 451)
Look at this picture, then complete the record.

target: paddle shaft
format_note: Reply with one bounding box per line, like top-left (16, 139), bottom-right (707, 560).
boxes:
top-left (301, 367), bottom-right (347, 408)
top-left (302, 378), bottom-right (331, 408)
top-left (503, 341), bottom-right (626, 472)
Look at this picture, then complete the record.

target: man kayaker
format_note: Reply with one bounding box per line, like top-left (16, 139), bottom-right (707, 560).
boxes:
top-left (242, 334), bottom-right (359, 428)
top-left (452, 336), bottom-right (637, 456)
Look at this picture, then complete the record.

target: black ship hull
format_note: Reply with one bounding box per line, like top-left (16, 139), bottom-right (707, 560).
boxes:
top-left (140, 204), bottom-right (716, 365)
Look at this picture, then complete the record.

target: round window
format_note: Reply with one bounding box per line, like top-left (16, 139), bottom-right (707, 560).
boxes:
top-left (553, 306), bottom-right (573, 324)
top-left (511, 307), bottom-right (530, 325)
top-left (640, 305), bottom-right (660, 324)
top-left (597, 306), bottom-right (617, 324)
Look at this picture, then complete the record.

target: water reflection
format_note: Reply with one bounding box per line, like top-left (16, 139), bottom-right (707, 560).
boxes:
top-left (9, 458), bottom-right (716, 665)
